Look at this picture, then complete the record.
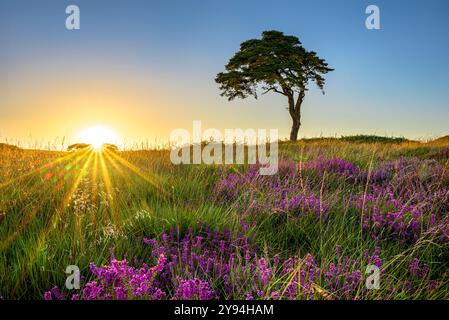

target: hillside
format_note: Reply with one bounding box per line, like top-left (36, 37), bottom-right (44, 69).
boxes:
top-left (0, 143), bottom-right (20, 151)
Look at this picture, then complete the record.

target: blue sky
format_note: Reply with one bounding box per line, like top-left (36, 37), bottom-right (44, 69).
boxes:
top-left (1, 0), bottom-right (448, 144)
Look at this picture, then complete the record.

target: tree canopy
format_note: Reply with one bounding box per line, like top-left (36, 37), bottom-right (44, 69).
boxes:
top-left (67, 143), bottom-right (92, 152)
top-left (216, 30), bottom-right (333, 141)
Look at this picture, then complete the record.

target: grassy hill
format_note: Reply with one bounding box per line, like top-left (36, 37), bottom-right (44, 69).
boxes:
top-left (0, 143), bottom-right (20, 151)
top-left (430, 135), bottom-right (449, 144)
top-left (298, 135), bottom-right (410, 144)
top-left (1, 136), bottom-right (449, 300)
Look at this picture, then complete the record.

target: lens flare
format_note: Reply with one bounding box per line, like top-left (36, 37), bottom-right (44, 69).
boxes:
top-left (76, 126), bottom-right (119, 150)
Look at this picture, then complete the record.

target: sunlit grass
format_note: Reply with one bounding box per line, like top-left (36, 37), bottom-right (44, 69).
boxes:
top-left (0, 139), bottom-right (448, 299)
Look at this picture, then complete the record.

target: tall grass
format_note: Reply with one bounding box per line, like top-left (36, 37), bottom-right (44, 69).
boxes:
top-left (0, 138), bottom-right (448, 299)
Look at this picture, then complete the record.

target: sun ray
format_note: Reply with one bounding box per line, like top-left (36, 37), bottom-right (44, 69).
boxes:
top-left (90, 152), bottom-right (100, 230)
top-left (4, 149), bottom-right (91, 201)
top-left (103, 149), bottom-right (168, 197)
top-left (98, 151), bottom-right (121, 226)
top-left (0, 150), bottom-right (93, 251)
top-left (11, 151), bottom-right (95, 295)
top-left (102, 151), bottom-right (131, 182)
top-left (0, 149), bottom-right (90, 190)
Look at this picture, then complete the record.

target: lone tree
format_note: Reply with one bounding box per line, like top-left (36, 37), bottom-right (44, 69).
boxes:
top-left (67, 143), bottom-right (91, 152)
top-left (216, 30), bottom-right (333, 141)
top-left (102, 143), bottom-right (119, 153)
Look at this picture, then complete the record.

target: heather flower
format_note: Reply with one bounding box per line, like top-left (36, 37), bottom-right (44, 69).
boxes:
top-left (43, 291), bottom-right (52, 301)
top-left (114, 287), bottom-right (127, 300)
top-left (43, 286), bottom-right (64, 300)
top-left (172, 278), bottom-right (215, 300)
top-left (408, 258), bottom-right (431, 280)
top-left (335, 245), bottom-right (342, 257)
top-left (214, 159), bottom-right (329, 222)
top-left (303, 158), bottom-right (361, 181)
top-left (273, 254), bottom-right (280, 266)
top-left (270, 291), bottom-right (280, 300)
top-left (43, 222), bottom-right (442, 300)
top-left (430, 147), bottom-right (449, 160)
top-left (82, 282), bottom-right (104, 300)
top-left (259, 258), bottom-right (272, 286)
top-left (354, 185), bottom-right (449, 244)
top-left (279, 194), bottom-right (329, 219)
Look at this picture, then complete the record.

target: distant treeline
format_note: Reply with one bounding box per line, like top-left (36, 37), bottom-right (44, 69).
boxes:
top-left (2, 135), bottom-right (449, 152)
top-left (67, 143), bottom-right (119, 152)
top-left (297, 135), bottom-right (410, 144)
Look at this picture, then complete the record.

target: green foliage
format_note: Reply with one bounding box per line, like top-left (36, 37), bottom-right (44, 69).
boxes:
top-left (215, 30), bottom-right (333, 100)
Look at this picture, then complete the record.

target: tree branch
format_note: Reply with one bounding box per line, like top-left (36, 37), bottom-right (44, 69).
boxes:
top-left (262, 86), bottom-right (286, 96)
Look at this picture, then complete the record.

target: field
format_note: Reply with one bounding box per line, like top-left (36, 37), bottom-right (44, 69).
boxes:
top-left (1, 137), bottom-right (449, 300)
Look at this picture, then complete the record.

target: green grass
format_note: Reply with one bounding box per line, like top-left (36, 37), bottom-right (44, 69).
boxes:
top-left (0, 139), bottom-right (448, 299)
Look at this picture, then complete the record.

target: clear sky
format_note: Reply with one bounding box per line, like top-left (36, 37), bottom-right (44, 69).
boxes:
top-left (1, 0), bottom-right (448, 147)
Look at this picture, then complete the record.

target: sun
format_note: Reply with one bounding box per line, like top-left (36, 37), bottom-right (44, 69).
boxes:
top-left (76, 126), bottom-right (120, 151)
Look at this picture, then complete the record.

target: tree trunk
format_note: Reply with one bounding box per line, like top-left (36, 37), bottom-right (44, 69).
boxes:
top-left (290, 120), bottom-right (300, 141)
top-left (287, 91), bottom-right (304, 141)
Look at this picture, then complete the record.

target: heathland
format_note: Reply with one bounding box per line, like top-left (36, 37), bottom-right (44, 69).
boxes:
top-left (0, 136), bottom-right (448, 299)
